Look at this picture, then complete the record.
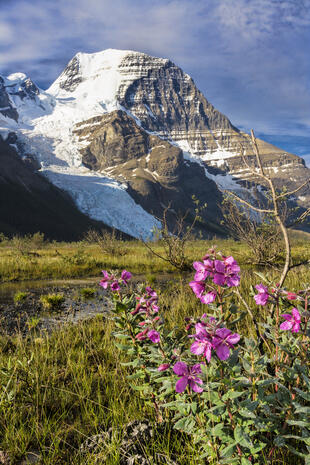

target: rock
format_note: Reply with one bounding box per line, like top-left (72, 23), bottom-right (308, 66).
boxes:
top-left (80, 420), bottom-right (179, 464)
top-left (56, 56), bottom-right (83, 92)
top-left (0, 451), bottom-right (11, 465)
top-left (0, 76), bottom-right (18, 121)
top-left (19, 450), bottom-right (41, 465)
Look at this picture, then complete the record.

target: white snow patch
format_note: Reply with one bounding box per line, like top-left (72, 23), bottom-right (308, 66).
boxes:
top-left (182, 150), bottom-right (244, 192)
top-left (42, 167), bottom-right (160, 239)
top-left (200, 149), bottom-right (235, 162)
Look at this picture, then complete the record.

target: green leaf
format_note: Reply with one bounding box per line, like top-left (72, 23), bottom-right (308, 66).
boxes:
top-left (114, 343), bottom-right (133, 351)
top-left (287, 420), bottom-right (309, 427)
top-left (294, 387), bottom-right (310, 401)
top-left (239, 408), bottom-right (256, 419)
top-left (126, 370), bottom-right (145, 380)
top-left (293, 405), bottom-right (310, 415)
top-left (220, 442), bottom-right (238, 458)
top-left (210, 423), bottom-right (224, 437)
top-left (191, 402), bottom-right (197, 414)
top-left (253, 271), bottom-right (269, 283)
top-left (234, 426), bottom-right (253, 449)
top-left (222, 390), bottom-right (243, 401)
top-left (174, 417), bottom-right (188, 431)
top-left (131, 384), bottom-right (151, 392)
top-left (241, 458), bottom-right (252, 465)
top-left (274, 435), bottom-right (286, 447)
top-left (113, 333), bottom-right (129, 339)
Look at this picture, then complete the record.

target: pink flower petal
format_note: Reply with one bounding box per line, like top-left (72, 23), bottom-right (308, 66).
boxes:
top-left (213, 273), bottom-right (225, 286)
top-left (227, 333), bottom-right (240, 345)
top-left (173, 361), bottom-right (188, 376)
top-left (175, 376), bottom-right (188, 393)
top-left (189, 378), bottom-right (203, 393)
top-left (214, 260), bottom-right (225, 273)
top-left (191, 341), bottom-right (205, 355)
top-left (281, 313), bottom-right (293, 321)
top-left (215, 344), bottom-right (230, 360)
top-left (292, 322), bottom-right (300, 333)
top-left (292, 308), bottom-right (301, 323)
top-left (200, 291), bottom-right (217, 304)
top-left (280, 320), bottom-right (293, 331)
top-left (189, 281), bottom-right (204, 297)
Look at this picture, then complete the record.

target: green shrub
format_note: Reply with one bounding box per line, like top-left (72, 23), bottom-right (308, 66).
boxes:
top-left (39, 293), bottom-right (65, 311)
top-left (79, 287), bottom-right (97, 300)
top-left (27, 316), bottom-right (41, 330)
top-left (13, 291), bottom-right (28, 304)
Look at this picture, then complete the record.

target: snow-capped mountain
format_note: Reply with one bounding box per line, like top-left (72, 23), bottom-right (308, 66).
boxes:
top-left (0, 49), bottom-right (309, 238)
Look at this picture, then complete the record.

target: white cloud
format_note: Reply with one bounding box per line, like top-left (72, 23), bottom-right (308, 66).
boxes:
top-left (0, 0), bottom-right (309, 143)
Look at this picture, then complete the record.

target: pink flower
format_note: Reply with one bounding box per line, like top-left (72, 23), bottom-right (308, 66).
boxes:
top-left (157, 363), bottom-right (170, 372)
top-left (190, 254), bottom-right (240, 301)
top-left (135, 287), bottom-right (159, 315)
top-left (136, 329), bottom-right (148, 341)
top-left (200, 291), bottom-right (217, 304)
top-left (189, 280), bottom-right (205, 298)
top-left (190, 333), bottom-right (213, 362)
top-left (121, 270), bottom-right (132, 284)
top-left (212, 328), bottom-right (240, 361)
top-left (99, 270), bottom-right (113, 289)
top-left (286, 292), bottom-right (297, 301)
top-left (190, 320), bottom-right (216, 362)
top-left (147, 329), bottom-right (160, 343)
top-left (254, 284), bottom-right (269, 306)
top-left (280, 308), bottom-right (301, 333)
top-left (145, 286), bottom-right (158, 298)
top-left (110, 281), bottom-right (120, 291)
top-left (173, 361), bottom-right (203, 393)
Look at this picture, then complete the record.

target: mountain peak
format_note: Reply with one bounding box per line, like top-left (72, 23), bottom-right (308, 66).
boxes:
top-left (48, 48), bottom-right (169, 95)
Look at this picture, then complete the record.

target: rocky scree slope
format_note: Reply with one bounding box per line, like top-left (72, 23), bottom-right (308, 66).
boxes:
top-left (0, 49), bottom-right (309, 238)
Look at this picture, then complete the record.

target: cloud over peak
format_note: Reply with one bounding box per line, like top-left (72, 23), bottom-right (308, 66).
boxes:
top-left (0, 0), bottom-right (309, 156)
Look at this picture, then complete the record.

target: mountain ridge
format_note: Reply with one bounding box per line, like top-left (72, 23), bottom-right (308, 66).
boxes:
top-left (0, 49), bottom-right (309, 238)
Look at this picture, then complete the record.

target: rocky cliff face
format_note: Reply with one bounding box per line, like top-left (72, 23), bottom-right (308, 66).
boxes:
top-left (74, 111), bottom-right (224, 236)
top-left (0, 76), bottom-right (19, 121)
top-left (0, 73), bottom-right (40, 122)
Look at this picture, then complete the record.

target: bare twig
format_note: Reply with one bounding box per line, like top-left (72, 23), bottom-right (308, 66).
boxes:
top-left (224, 191), bottom-right (272, 214)
top-left (276, 178), bottom-right (310, 200)
top-left (141, 201), bottom-right (203, 270)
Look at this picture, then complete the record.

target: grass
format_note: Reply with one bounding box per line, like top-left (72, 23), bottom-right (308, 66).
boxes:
top-left (0, 317), bottom-right (202, 464)
top-left (0, 277), bottom-right (304, 464)
top-left (0, 235), bottom-right (309, 283)
top-left (0, 236), bottom-right (309, 463)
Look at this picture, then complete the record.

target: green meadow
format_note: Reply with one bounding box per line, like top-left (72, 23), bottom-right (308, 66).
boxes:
top-left (0, 234), bottom-right (309, 464)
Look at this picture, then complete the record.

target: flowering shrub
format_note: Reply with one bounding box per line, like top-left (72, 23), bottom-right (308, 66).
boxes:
top-left (102, 249), bottom-right (310, 464)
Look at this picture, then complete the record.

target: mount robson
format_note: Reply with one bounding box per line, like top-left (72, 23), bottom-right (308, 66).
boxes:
top-left (0, 49), bottom-right (309, 240)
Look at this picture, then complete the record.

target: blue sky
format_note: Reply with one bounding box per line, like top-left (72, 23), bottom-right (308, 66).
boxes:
top-left (0, 0), bottom-right (309, 162)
